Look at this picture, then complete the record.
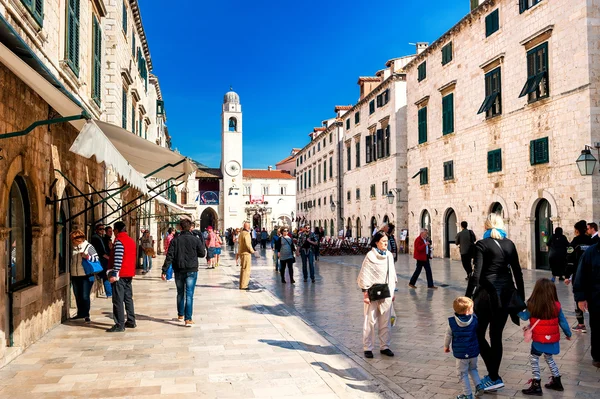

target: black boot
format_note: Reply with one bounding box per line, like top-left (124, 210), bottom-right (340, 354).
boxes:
top-left (544, 376), bottom-right (564, 391)
top-left (522, 379), bottom-right (542, 396)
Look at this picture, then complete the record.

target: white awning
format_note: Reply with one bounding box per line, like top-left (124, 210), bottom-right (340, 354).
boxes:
top-left (151, 190), bottom-right (193, 217)
top-left (69, 121), bottom-right (148, 193)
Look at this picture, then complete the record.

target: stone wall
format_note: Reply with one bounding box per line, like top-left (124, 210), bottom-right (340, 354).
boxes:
top-left (0, 63), bottom-right (105, 358)
top-left (405, 0), bottom-right (597, 267)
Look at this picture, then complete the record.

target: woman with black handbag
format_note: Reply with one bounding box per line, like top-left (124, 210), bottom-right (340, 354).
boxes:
top-left (276, 227), bottom-right (296, 283)
top-left (357, 232), bottom-right (397, 359)
top-left (466, 214), bottom-right (526, 392)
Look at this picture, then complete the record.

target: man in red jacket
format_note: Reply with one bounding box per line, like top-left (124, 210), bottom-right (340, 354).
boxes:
top-left (106, 221), bottom-right (137, 332)
top-left (408, 228), bottom-right (437, 289)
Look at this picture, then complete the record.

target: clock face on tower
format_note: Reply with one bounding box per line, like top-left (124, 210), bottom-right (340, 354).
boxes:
top-left (225, 160), bottom-right (241, 177)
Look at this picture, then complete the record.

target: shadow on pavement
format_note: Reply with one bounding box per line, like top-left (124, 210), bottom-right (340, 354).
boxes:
top-left (63, 320), bottom-right (113, 331)
top-left (258, 339), bottom-right (339, 355)
top-left (240, 304), bottom-right (291, 316)
top-left (310, 361), bottom-right (382, 393)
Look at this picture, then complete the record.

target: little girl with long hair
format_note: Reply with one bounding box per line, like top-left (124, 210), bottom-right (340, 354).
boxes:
top-left (519, 278), bottom-right (572, 395)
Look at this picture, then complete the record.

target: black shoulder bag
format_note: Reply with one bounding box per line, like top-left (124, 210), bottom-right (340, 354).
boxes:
top-left (367, 256), bottom-right (391, 301)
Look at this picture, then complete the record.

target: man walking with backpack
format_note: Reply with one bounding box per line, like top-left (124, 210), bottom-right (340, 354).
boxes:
top-left (455, 221), bottom-right (477, 280)
top-left (162, 219), bottom-right (206, 327)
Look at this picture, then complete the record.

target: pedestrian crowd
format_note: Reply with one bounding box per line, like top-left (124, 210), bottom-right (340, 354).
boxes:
top-left (357, 213), bottom-right (600, 399)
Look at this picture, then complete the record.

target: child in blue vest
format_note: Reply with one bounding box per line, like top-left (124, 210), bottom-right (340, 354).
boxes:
top-left (519, 278), bottom-right (571, 395)
top-left (444, 296), bottom-right (484, 399)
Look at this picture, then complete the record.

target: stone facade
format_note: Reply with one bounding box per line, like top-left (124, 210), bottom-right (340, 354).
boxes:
top-left (242, 170), bottom-right (296, 231)
top-left (404, 0), bottom-right (600, 268)
top-left (0, 0), bottom-right (176, 364)
top-left (295, 115), bottom-right (345, 235)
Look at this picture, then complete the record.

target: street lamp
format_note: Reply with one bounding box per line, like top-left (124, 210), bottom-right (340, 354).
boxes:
top-left (577, 146), bottom-right (597, 176)
top-left (330, 201), bottom-right (335, 212)
top-left (386, 191), bottom-right (395, 204)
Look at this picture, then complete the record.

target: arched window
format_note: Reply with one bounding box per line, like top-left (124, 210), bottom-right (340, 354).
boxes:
top-left (356, 218), bottom-right (362, 238)
top-left (421, 210), bottom-right (431, 240)
top-left (228, 117), bottom-right (237, 132)
top-left (7, 176), bottom-right (32, 291)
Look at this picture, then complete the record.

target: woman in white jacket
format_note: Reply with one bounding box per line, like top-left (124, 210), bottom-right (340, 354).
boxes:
top-left (357, 231), bottom-right (397, 358)
top-left (70, 230), bottom-right (99, 322)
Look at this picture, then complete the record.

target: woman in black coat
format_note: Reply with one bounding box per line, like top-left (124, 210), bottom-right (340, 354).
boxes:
top-left (466, 214), bottom-right (525, 392)
top-left (548, 227), bottom-right (569, 281)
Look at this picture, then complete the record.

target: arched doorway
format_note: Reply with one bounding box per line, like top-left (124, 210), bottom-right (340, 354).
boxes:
top-left (252, 213), bottom-right (262, 229)
top-left (421, 210), bottom-right (431, 239)
top-left (490, 202), bottom-right (504, 218)
top-left (370, 216), bottom-right (377, 236)
top-left (200, 208), bottom-right (218, 232)
top-left (330, 219), bottom-right (334, 237)
top-left (535, 199), bottom-right (552, 270)
top-left (444, 208), bottom-right (457, 258)
top-left (356, 218), bottom-right (362, 238)
top-left (323, 220), bottom-right (327, 236)
top-left (383, 215), bottom-right (389, 224)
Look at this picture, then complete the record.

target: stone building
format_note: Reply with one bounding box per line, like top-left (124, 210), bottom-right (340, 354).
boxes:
top-left (275, 148), bottom-right (300, 176)
top-left (404, 0), bottom-right (600, 269)
top-left (0, 0), bottom-right (192, 365)
top-left (295, 112), bottom-right (346, 236)
top-left (340, 55), bottom-right (415, 240)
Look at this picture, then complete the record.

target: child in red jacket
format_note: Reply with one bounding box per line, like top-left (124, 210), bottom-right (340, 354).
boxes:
top-left (519, 278), bottom-right (572, 395)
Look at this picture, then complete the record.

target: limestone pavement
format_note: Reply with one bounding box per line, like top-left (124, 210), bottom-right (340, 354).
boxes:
top-left (0, 253), bottom-right (392, 399)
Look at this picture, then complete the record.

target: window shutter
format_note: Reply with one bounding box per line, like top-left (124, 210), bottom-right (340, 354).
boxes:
top-left (366, 136), bottom-right (372, 163)
top-left (92, 16), bottom-right (102, 105)
top-left (122, 89), bottom-right (127, 128)
top-left (418, 107), bottom-right (427, 144)
top-left (132, 35), bottom-right (135, 57)
top-left (385, 125), bottom-right (390, 156)
top-left (122, 1), bottom-right (127, 33)
top-left (33, 0), bottom-right (44, 24)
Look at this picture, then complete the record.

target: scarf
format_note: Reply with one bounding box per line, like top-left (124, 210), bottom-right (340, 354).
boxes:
top-left (483, 228), bottom-right (507, 239)
top-left (375, 248), bottom-right (387, 256)
top-left (357, 248), bottom-right (397, 313)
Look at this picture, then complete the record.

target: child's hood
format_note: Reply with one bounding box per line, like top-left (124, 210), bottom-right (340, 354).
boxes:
top-left (454, 313), bottom-right (474, 327)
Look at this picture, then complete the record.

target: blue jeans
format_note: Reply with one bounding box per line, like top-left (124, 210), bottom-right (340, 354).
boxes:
top-left (71, 276), bottom-right (93, 318)
top-left (142, 254), bottom-right (152, 272)
top-left (300, 249), bottom-right (315, 280)
top-left (174, 272), bottom-right (198, 321)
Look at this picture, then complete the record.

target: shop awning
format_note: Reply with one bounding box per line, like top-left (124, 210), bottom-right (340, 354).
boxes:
top-left (77, 120), bottom-right (196, 181)
top-left (150, 189), bottom-right (193, 217)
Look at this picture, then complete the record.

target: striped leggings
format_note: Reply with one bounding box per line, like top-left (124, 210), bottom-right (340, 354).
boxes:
top-left (530, 348), bottom-right (560, 380)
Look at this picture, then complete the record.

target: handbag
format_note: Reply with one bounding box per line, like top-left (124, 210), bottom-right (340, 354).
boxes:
top-left (492, 240), bottom-right (526, 313)
top-left (282, 237), bottom-right (296, 264)
top-left (82, 244), bottom-right (103, 275)
top-left (523, 319), bottom-right (540, 343)
top-left (368, 257), bottom-right (391, 301)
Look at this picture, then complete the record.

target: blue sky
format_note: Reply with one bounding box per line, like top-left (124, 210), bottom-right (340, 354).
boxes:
top-left (141, 0), bottom-right (469, 169)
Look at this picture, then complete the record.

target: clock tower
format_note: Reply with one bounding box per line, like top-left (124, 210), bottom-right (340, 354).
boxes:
top-left (220, 89), bottom-right (245, 229)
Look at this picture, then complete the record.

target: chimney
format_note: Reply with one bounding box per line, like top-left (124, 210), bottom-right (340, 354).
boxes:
top-left (416, 42), bottom-right (429, 54)
top-left (470, 0), bottom-right (481, 10)
top-left (268, 166), bottom-right (272, 171)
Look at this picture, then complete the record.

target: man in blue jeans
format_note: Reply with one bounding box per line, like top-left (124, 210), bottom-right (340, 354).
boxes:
top-left (162, 219), bottom-right (206, 327)
top-left (297, 225), bottom-right (318, 282)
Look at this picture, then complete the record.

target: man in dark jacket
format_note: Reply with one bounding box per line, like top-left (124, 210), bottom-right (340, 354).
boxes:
top-left (566, 220), bottom-right (592, 333)
top-left (91, 223), bottom-right (112, 297)
top-left (455, 221), bottom-right (476, 280)
top-left (162, 219), bottom-right (206, 327)
top-left (588, 222), bottom-right (599, 244)
top-left (574, 242), bottom-right (600, 368)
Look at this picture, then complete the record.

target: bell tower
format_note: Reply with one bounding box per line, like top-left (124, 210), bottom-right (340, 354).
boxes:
top-left (220, 88), bottom-right (245, 229)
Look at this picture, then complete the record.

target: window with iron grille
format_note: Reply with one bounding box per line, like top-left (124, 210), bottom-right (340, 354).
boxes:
top-left (530, 137), bottom-right (549, 165)
top-left (478, 68), bottom-right (502, 118)
top-left (519, 42), bottom-right (549, 103)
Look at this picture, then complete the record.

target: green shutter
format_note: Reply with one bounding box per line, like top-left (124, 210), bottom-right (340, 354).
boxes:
top-left (418, 107), bottom-right (427, 144)
top-left (92, 16), bottom-right (102, 106)
top-left (442, 42), bottom-right (452, 65)
top-left (531, 137), bottom-right (549, 165)
top-left (65, 0), bottom-right (80, 75)
top-left (132, 35), bottom-right (135, 58)
top-left (420, 168), bottom-right (428, 185)
top-left (132, 104), bottom-right (135, 133)
top-left (122, 89), bottom-right (127, 128)
top-left (488, 149), bottom-right (502, 172)
top-left (122, 1), bottom-right (127, 33)
top-left (485, 9), bottom-right (499, 37)
top-left (442, 94), bottom-right (454, 135)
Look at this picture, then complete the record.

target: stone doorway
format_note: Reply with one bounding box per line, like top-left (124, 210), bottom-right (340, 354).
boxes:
top-left (535, 199), bottom-right (552, 270)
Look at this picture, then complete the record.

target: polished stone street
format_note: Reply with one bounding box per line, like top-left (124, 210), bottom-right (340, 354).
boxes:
top-left (0, 249), bottom-right (599, 398)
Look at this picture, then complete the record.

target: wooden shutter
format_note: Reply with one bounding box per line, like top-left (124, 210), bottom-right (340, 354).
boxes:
top-left (122, 1), bottom-right (127, 33)
top-left (376, 129), bottom-right (383, 158)
top-left (385, 126), bottom-right (390, 156)
top-left (418, 107), bottom-right (427, 144)
top-left (122, 89), bottom-right (127, 128)
top-left (92, 16), bottom-right (102, 105)
top-left (34, 0), bottom-right (44, 24)
top-left (366, 136), bottom-right (372, 163)
top-left (356, 142), bottom-right (360, 167)
top-left (66, 0), bottom-right (80, 74)
top-left (443, 94), bottom-right (454, 135)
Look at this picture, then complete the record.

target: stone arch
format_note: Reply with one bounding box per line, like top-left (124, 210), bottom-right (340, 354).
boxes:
top-left (228, 117), bottom-right (237, 132)
top-left (526, 191), bottom-right (560, 270)
top-left (488, 193), bottom-right (510, 222)
top-left (200, 207), bottom-right (219, 232)
top-left (526, 190), bottom-right (559, 221)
